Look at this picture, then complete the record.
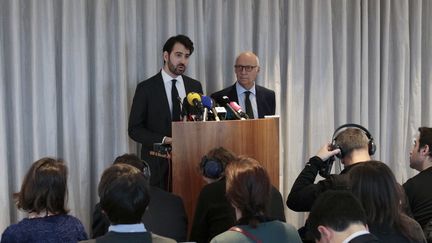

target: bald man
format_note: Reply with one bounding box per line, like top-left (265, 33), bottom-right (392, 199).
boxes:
top-left (211, 51), bottom-right (275, 119)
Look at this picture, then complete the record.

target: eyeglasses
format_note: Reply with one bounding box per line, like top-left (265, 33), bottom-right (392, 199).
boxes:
top-left (234, 65), bottom-right (257, 72)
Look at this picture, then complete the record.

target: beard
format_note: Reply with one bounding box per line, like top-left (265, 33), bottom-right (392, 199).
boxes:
top-left (167, 59), bottom-right (186, 76)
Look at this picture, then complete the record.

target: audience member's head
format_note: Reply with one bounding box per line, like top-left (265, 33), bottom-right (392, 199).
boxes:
top-left (333, 127), bottom-right (372, 165)
top-left (98, 163), bottom-right (150, 225)
top-left (349, 161), bottom-right (423, 242)
top-left (113, 153), bottom-right (151, 180)
top-left (199, 147), bottom-right (237, 183)
top-left (225, 156), bottom-right (271, 228)
top-left (14, 157), bottom-right (69, 215)
top-left (308, 190), bottom-right (368, 242)
top-left (334, 128), bottom-right (370, 157)
top-left (409, 127), bottom-right (432, 171)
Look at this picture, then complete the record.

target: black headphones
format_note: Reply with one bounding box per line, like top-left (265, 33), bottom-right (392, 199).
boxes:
top-left (199, 155), bottom-right (224, 179)
top-left (331, 123), bottom-right (376, 158)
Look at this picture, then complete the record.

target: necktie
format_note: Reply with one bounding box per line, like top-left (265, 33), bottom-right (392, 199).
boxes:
top-left (244, 91), bottom-right (254, 119)
top-left (171, 79), bottom-right (181, 121)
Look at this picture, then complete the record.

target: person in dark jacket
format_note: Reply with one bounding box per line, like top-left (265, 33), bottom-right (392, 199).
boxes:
top-left (308, 190), bottom-right (379, 243)
top-left (349, 161), bottom-right (426, 243)
top-left (190, 147), bottom-right (286, 243)
top-left (403, 127), bottom-right (432, 242)
top-left (91, 154), bottom-right (187, 242)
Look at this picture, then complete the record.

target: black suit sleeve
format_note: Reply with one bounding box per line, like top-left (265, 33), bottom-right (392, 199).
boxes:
top-left (91, 203), bottom-right (110, 239)
top-left (128, 82), bottom-right (167, 147)
top-left (286, 156), bottom-right (333, 212)
top-left (269, 186), bottom-right (286, 222)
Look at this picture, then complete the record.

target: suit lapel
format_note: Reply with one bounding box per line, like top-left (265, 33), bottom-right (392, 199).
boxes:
top-left (154, 72), bottom-right (172, 120)
top-left (255, 85), bottom-right (264, 118)
top-left (228, 84), bottom-right (239, 103)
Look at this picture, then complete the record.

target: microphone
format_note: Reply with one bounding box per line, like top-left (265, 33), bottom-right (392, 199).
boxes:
top-left (221, 96), bottom-right (243, 120)
top-left (201, 96), bottom-right (220, 121)
top-left (180, 97), bottom-right (190, 121)
top-left (187, 92), bottom-right (204, 111)
top-left (229, 101), bottom-right (249, 119)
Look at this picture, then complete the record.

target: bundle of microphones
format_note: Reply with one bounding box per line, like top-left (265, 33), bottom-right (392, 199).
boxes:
top-left (179, 92), bottom-right (251, 122)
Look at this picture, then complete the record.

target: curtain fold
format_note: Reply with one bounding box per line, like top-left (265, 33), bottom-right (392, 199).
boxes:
top-left (1, 0), bottom-right (431, 234)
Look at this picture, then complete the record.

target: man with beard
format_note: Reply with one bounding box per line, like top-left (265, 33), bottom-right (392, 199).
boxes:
top-left (403, 127), bottom-right (432, 242)
top-left (128, 35), bottom-right (203, 190)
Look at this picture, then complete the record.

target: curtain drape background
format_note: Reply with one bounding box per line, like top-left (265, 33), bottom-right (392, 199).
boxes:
top-left (1, 0), bottom-right (431, 235)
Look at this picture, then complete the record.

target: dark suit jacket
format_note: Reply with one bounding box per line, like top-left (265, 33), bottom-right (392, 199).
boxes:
top-left (349, 233), bottom-right (379, 243)
top-left (189, 178), bottom-right (286, 243)
top-left (210, 83), bottom-right (275, 118)
top-left (128, 72), bottom-right (203, 188)
top-left (91, 186), bottom-right (188, 242)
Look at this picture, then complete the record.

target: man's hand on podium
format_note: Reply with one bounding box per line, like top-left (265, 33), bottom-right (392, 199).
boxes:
top-left (164, 137), bottom-right (172, 144)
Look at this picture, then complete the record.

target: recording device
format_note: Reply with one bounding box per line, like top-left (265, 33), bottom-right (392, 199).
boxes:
top-left (214, 106), bottom-right (227, 120)
top-left (200, 155), bottom-right (224, 179)
top-left (319, 156), bottom-right (335, 178)
top-left (221, 96), bottom-right (243, 120)
top-left (153, 143), bottom-right (172, 154)
top-left (229, 101), bottom-right (249, 119)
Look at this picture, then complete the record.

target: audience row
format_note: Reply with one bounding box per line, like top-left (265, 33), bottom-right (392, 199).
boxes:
top-left (1, 125), bottom-right (431, 243)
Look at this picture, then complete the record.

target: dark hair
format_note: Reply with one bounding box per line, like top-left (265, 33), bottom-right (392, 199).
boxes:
top-left (14, 157), bottom-right (69, 215)
top-left (335, 128), bottom-right (370, 158)
top-left (225, 156), bottom-right (271, 228)
top-left (418, 127), bottom-right (432, 156)
top-left (349, 161), bottom-right (422, 242)
top-left (163, 35), bottom-right (194, 55)
top-left (207, 147), bottom-right (237, 167)
top-left (98, 163), bottom-right (150, 225)
top-left (308, 190), bottom-right (367, 240)
top-left (198, 147), bottom-right (237, 177)
top-left (113, 153), bottom-right (151, 179)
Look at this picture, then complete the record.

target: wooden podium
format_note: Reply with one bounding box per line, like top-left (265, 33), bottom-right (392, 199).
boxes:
top-left (171, 117), bottom-right (280, 231)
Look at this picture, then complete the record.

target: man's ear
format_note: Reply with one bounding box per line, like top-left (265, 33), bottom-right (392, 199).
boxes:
top-left (163, 51), bottom-right (169, 63)
top-left (317, 225), bottom-right (333, 242)
top-left (422, 144), bottom-right (430, 155)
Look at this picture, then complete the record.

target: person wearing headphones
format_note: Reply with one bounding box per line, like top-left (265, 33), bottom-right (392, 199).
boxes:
top-left (287, 124), bottom-right (376, 212)
top-left (190, 147), bottom-right (286, 243)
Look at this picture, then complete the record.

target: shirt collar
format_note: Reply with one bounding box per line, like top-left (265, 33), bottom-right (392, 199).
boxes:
top-left (161, 68), bottom-right (183, 84)
top-left (236, 82), bottom-right (256, 95)
top-left (342, 230), bottom-right (370, 243)
top-left (108, 223), bottom-right (147, 233)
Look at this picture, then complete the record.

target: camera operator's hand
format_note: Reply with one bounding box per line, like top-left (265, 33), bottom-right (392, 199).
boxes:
top-left (316, 143), bottom-right (341, 161)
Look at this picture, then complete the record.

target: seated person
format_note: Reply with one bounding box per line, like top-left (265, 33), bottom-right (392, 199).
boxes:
top-left (403, 127), bottom-right (432, 242)
top-left (308, 190), bottom-right (379, 242)
top-left (189, 147), bottom-right (286, 243)
top-left (349, 161), bottom-right (426, 243)
top-left (91, 154), bottom-right (187, 242)
top-left (210, 157), bottom-right (302, 243)
top-left (1, 157), bottom-right (88, 242)
top-left (81, 163), bottom-right (175, 243)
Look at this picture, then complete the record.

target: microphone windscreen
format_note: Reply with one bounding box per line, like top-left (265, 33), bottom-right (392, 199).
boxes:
top-left (187, 92), bottom-right (202, 106)
top-left (201, 95), bottom-right (213, 109)
top-left (229, 101), bottom-right (241, 112)
top-left (221, 96), bottom-right (230, 105)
